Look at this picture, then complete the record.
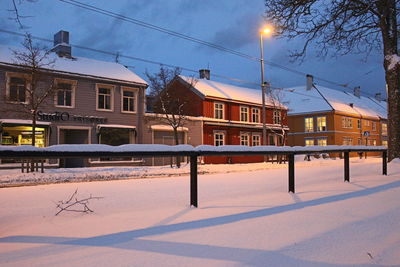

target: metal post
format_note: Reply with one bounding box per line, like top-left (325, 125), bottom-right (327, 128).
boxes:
top-left (344, 151), bottom-right (350, 182)
top-left (288, 154), bottom-right (295, 193)
top-left (260, 34), bottom-right (267, 146)
top-left (383, 150), bottom-right (387, 175)
top-left (190, 155), bottom-right (198, 207)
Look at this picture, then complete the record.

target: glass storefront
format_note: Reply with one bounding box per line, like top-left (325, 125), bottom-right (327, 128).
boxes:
top-left (1, 126), bottom-right (47, 147)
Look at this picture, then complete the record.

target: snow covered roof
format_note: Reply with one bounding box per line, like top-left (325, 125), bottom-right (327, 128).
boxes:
top-left (179, 76), bottom-right (284, 108)
top-left (0, 45), bottom-right (147, 86)
top-left (283, 85), bottom-right (387, 119)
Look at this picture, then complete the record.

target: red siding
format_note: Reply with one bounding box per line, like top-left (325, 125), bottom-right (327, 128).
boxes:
top-left (168, 79), bottom-right (203, 116)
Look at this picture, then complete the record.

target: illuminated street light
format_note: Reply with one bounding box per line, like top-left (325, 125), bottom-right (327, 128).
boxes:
top-left (260, 26), bottom-right (273, 146)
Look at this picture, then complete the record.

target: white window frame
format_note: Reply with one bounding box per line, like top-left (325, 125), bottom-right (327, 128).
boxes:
top-left (54, 78), bottom-right (76, 108)
top-left (214, 102), bottom-right (224, 119)
top-left (273, 110), bottom-right (281, 124)
top-left (240, 132), bottom-right (250, 146)
top-left (5, 72), bottom-right (29, 104)
top-left (121, 87), bottom-right (138, 114)
top-left (372, 121), bottom-right (377, 131)
top-left (316, 137), bottom-right (327, 146)
top-left (316, 116), bottom-right (327, 131)
top-left (96, 84), bottom-right (114, 112)
top-left (364, 120), bottom-right (370, 126)
top-left (305, 138), bottom-right (314, 146)
top-left (342, 117), bottom-right (352, 129)
top-left (214, 131), bottom-right (225, 146)
top-left (252, 134), bottom-right (261, 146)
top-left (252, 108), bottom-right (260, 123)
top-left (240, 106), bottom-right (249, 122)
top-left (342, 137), bottom-right (353, 145)
top-left (305, 117), bottom-right (314, 132)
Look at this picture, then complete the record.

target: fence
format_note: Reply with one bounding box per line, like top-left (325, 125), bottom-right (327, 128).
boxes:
top-left (0, 144), bottom-right (388, 207)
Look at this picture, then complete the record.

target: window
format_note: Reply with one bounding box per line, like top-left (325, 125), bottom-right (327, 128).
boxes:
top-left (357, 119), bottom-right (361, 129)
top-left (269, 134), bottom-right (276, 145)
top-left (342, 137), bottom-right (353, 145)
top-left (214, 102), bottom-right (224, 119)
top-left (240, 133), bottom-right (250, 146)
top-left (252, 134), bottom-right (261, 146)
top-left (8, 76), bottom-right (26, 103)
top-left (305, 117), bottom-right (313, 132)
top-left (382, 123), bottom-right (387, 136)
top-left (317, 116), bottom-right (327, 131)
top-left (382, 140), bottom-right (388, 147)
top-left (368, 139), bottom-right (376, 146)
top-left (358, 138), bottom-right (363, 145)
top-left (55, 79), bottom-right (76, 108)
top-left (122, 87), bottom-right (137, 113)
top-left (305, 138), bottom-right (314, 146)
top-left (99, 127), bottom-right (134, 161)
top-left (214, 132), bottom-right (225, 146)
top-left (96, 84), bottom-right (114, 111)
top-left (317, 138), bottom-right (327, 146)
top-left (240, 106), bottom-right (249, 122)
top-left (273, 110), bottom-right (281, 124)
top-left (252, 108), bottom-right (260, 123)
top-left (342, 117), bottom-right (352, 128)
top-left (372, 122), bottom-right (377, 131)
top-left (364, 120), bottom-right (370, 126)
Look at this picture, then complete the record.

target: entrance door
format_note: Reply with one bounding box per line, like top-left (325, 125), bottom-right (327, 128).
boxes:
top-left (59, 129), bottom-right (89, 168)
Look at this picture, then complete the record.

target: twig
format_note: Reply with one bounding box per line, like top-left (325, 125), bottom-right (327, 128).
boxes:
top-left (55, 189), bottom-right (103, 216)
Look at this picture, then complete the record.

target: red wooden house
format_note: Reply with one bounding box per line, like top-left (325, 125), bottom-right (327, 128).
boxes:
top-left (168, 70), bottom-right (289, 164)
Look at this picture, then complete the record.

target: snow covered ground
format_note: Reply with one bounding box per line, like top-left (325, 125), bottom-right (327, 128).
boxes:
top-left (0, 157), bottom-right (399, 266)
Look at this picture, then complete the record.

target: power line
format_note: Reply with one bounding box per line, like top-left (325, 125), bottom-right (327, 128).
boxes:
top-left (57, 0), bottom-right (349, 89)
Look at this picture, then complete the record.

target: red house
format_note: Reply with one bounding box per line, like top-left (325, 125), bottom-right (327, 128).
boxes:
top-left (168, 70), bottom-right (289, 164)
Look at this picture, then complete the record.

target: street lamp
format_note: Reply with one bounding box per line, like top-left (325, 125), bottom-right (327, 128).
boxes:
top-left (260, 26), bottom-right (273, 146)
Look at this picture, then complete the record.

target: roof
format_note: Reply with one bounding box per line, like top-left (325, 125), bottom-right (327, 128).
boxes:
top-left (283, 85), bottom-right (387, 119)
top-left (0, 45), bottom-right (147, 86)
top-left (179, 75), bottom-right (285, 108)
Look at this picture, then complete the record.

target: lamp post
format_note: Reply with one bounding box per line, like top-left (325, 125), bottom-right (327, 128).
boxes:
top-left (260, 26), bottom-right (272, 146)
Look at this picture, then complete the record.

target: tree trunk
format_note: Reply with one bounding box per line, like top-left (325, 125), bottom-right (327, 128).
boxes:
top-left (379, 0), bottom-right (400, 161)
top-left (173, 127), bottom-right (181, 168)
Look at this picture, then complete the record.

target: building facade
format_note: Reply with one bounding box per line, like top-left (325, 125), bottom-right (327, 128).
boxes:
top-left (167, 70), bottom-right (289, 164)
top-left (284, 76), bottom-right (387, 157)
top-left (0, 31), bottom-right (148, 167)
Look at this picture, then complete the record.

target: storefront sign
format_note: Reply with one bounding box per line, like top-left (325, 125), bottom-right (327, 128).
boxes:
top-left (37, 111), bottom-right (107, 124)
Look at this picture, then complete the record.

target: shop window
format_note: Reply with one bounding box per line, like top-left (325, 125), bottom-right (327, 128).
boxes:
top-left (252, 108), bottom-right (260, 123)
top-left (317, 116), bottom-right (327, 131)
top-left (214, 102), bottom-right (224, 119)
top-left (240, 106), bottom-right (249, 122)
top-left (305, 117), bottom-right (313, 132)
top-left (1, 126), bottom-right (46, 147)
top-left (7, 76), bottom-right (27, 103)
top-left (122, 87), bottom-right (137, 113)
top-left (240, 133), bottom-right (250, 146)
top-left (252, 134), bottom-right (261, 146)
top-left (99, 128), bottom-right (134, 161)
top-left (55, 79), bottom-right (76, 108)
top-left (96, 84), bottom-right (114, 111)
top-left (214, 132), bottom-right (225, 146)
top-left (273, 110), bottom-right (281, 124)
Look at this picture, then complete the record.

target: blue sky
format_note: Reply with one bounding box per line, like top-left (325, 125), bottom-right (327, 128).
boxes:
top-left (1, 0), bottom-right (386, 97)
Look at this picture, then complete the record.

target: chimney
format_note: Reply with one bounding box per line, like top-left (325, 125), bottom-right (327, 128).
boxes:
top-left (353, 86), bottom-right (361, 98)
top-left (375, 93), bottom-right (382, 102)
top-left (306, 74), bottom-right (313, 90)
top-left (52, 30), bottom-right (71, 58)
top-left (199, 69), bottom-right (210, 80)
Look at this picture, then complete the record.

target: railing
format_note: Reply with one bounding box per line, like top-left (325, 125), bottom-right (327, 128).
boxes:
top-left (0, 144), bottom-right (388, 207)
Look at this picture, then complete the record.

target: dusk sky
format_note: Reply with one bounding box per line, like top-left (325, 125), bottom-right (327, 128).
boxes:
top-left (1, 0), bottom-right (386, 98)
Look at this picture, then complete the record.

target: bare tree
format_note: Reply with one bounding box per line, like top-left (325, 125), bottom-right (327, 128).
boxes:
top-left (9, 34), bottom-right (56, 147)
top-left (146, 66), bottom-right (196, 168)
top-left (8, 0), bottom-right (37, 29)
top-left (265, 0), bottom-right (400, 161)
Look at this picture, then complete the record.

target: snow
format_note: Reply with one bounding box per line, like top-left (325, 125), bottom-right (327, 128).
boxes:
top-left (97, 124), bottom-right (136, 129)
top-left (0, 158), bottom-right (399, 266)
top-left (386, 54), bottom-right (400, 70)
top-left (0, 45), bottom-right (147, 85)
top-left (284, 85), bottom-right (387, 119)
top-left (0, 119), bottom-right (51, 125)
top-left (150, 125), bottom-right (189, 132)
top-left (180, 75), bottom-right (284, 108)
